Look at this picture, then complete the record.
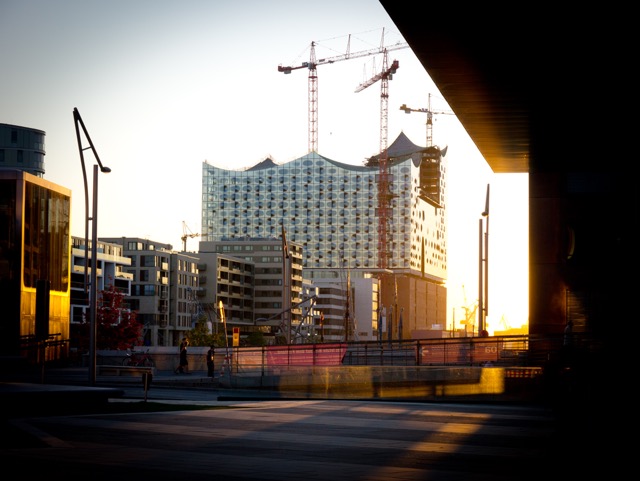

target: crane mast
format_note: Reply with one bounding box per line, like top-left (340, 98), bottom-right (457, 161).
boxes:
top-left (355, 50), bottom-right (399, 269)
top-left (278, 31), bottom-right (408, 153)
top-left (308, 42), bottom-right (318, 153)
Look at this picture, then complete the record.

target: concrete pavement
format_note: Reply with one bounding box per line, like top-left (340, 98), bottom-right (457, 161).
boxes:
top-left (0, 366), bottom-right (610, 479)
top-left (0, 369), bottom-right (615, 481)
top-left (3, 396), bottom-right (572, 480)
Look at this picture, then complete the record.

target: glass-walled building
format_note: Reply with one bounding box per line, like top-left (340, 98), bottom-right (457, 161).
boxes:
top-left (201, 133), bottom-right (448, 339)
top-left (0, 123), bottom-right (46, 177)
top-left (0, 169), bottom-right (71, 362)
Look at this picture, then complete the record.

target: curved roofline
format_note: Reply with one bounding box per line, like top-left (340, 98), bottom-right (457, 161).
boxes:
top-left (206, 152), bottom-right (378, 173)
top-left (204, 132), bottom-right (434, 173)
top-left (0, 123), bottom-right (46, 135)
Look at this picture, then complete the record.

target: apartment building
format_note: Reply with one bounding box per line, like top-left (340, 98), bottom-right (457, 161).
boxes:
top-left (101, 237), bottom-right (199, 347)
top-left (198, 238), bottom-right (304, 344)
top-left (194, 248), bottom-right (255, 338)
top-left (70, 236), bottom-right (133, 324)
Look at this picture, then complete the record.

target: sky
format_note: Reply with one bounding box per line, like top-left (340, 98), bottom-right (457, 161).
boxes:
top-left (0, 0), bottom-right (528, 334)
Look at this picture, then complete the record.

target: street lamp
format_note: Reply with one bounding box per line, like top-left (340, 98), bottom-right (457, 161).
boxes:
top-left (478, 184), bottom-right (490, 336)
top-left (74, 108), bottom-right (111, 386)
top-left (281, 225), bottom-right (291, 344)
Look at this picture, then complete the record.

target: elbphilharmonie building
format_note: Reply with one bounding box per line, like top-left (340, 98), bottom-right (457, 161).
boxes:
top-left (201, 132), bottom-right (448, 338)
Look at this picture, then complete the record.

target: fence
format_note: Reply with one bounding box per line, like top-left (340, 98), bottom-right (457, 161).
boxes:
top-left (71, 332), bottom-right (599, 375)
top-left (342, 336), bottom-right (531, 367)
top-left (219, 333), bottom-right (598, 375)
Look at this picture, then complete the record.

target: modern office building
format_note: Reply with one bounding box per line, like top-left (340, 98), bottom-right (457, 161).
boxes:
top-left (201, 132), bottom-right (448, 340)
top-left (101, 237), bottom-right (199, 347)
top-left (0, 123), bottom-right (46, 177)
top-left (0, 169), bottom-right (71, 362)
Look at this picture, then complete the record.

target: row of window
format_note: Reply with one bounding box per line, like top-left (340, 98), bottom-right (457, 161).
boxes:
top-left (215, 189), bottom-right (413, 201)
top-left (218, 214), bottom-right (412, 225)
top-left (0, 149), bottom-right (25, 162)
top-left (213, 173), bottom-right (398, 184)
top-left (220, 181), bottom-right (395, 191)
top-left (202, 156), bottom-right (446, 275)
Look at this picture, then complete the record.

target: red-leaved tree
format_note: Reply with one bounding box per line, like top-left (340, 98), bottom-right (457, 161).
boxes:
top-left (75, 284), bottom-right (143, 351)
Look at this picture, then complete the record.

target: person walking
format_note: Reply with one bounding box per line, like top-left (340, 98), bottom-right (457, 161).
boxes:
top-left (206, 345), bottom-right (215, 378)
top-left (174, 337), bottom-right (189, 374)
top-left (563, 320), bottom-right (574, 347)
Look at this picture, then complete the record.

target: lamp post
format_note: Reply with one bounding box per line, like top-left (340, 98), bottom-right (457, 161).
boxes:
top-left (74, 108), bottom-right (111, 386)
top-left (478, 184), bottom-right (490, 336)
top-left (281, 225), bottom-right (291, 344)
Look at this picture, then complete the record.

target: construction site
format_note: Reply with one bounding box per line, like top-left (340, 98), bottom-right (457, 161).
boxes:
top-left (198, 30), bottom-right (460, 346)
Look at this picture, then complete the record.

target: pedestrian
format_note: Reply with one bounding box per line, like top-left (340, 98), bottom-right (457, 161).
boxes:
top-left (563, 320), bottom-right (573, 347)
top-left (206, 345), bottom-right (215, 377)
top-left (174, 337), bottom-right (189, 374)
top-left (562, 320), bottom-right (574, 365)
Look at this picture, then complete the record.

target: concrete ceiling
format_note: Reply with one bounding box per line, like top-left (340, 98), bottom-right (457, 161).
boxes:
top-left (380, 3), bottom-right (532, 173)
top-left (378, 4), bottom-right (591, 175)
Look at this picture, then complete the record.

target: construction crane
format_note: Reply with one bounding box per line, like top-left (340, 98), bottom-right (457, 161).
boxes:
top-left (460, 285), bottom-right (478, 336)
top-left (400, 94), bottom-right (454, 209)
top-left (399, 93), bottom-right (454, 147)
top-left (354, 49), bottom-right (399, 269)
top-left (278, 30), bottom-right (408, 153)
top-left (181, 221), bottom-right (200, 251)
top-left (255, 294), bottom-right (319, 344)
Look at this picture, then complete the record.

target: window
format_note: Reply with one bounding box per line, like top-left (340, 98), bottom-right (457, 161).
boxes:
top-left (141, 255), bottom-right (157, 267)
top-left (21, 181), bottom-right (71, 291)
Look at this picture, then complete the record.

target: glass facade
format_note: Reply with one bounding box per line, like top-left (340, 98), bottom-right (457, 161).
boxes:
top-left (201, 150), bottom-right (447, 282)
top-left (0, 170), bottom-right (71, 359)
top-left (23, 181), bottom-right (71, 292)
top-left (0, 123), bottom-right (46, 177)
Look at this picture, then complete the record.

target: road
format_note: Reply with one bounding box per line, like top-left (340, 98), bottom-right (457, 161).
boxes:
top-left (2, 390), bottom-right (583, 480)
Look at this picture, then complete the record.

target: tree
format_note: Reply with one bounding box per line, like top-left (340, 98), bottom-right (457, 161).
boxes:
top-left (244, 330), bottom-right (267, 347)
top-left (74, 284), bottom-right (143, 351)
top-left (187, 318), bottom-right (225, 347)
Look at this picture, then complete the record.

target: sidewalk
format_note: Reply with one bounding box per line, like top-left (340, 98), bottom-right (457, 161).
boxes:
top-left (0, 365), bottom-right (289, 417)
top-left (2, 363), bottom-right (553, 407)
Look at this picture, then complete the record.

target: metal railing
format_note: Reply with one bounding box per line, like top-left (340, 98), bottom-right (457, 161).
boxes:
top-left (221, 333), bottom-right (601, 375)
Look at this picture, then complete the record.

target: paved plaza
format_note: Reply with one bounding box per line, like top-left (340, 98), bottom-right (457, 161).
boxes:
top-left (2, 394), bottom-right (598, 480)
top-left (1, 364), bottom-right (610, 480)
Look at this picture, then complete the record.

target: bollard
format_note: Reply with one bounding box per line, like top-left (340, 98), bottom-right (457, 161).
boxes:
top-left (142, 371), bottom-right (153, 401)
